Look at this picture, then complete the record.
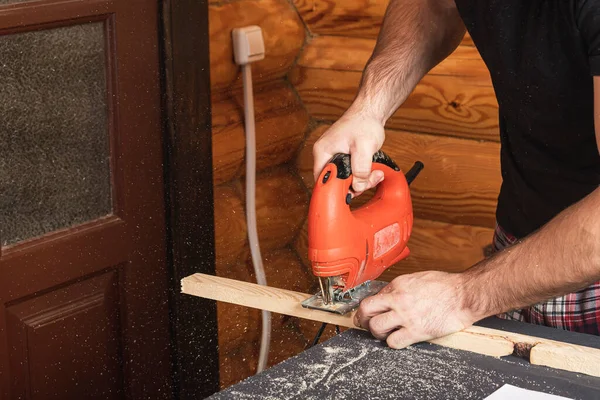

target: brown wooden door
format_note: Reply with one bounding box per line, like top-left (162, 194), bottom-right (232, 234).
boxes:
top-left (0, 1), bottom-right (174, 399)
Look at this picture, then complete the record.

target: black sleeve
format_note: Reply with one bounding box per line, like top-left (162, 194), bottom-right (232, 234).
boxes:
top-left (577, 0), bottom-right (600, 75)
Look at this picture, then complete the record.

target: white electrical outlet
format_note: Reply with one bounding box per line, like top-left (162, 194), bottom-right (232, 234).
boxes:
top-left (232, 25), bottom-right (265, 65)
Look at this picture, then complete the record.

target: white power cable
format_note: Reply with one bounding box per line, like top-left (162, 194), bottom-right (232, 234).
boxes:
top-left (232, 26), bottom-right (270, 374)
top-left (242, 62), bottom-right (271, 373)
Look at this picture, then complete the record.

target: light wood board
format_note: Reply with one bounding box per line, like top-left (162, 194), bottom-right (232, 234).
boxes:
top-left (182, 273), bottom-right (600, 378)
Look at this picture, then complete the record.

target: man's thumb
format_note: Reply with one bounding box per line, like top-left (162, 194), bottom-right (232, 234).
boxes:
top-left (350, 147), bottom-right (374, 192)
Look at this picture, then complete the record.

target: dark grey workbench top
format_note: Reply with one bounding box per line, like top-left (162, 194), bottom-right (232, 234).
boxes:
top-left (209, 317), bottom-right (600, 399)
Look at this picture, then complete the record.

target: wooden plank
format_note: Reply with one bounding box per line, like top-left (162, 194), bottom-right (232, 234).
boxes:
top-left (298, 36), bottom-right (490, 84)
top-left (209, 0), bottom-right (305, 93)
top-left (215, 248), bottom-right (314, 373)
top-left (296, 124), bottom-right (501, 227)
top-left (292, 0), bottom-right (474, 46)
top-left (289, 65), bottom-right (498, 142)
top-left (211, 81), bottom-right (309, 185)
top-left (293, 216), bottom-right (494, 280)
top-left (182, 273), bottom-right (600, 378)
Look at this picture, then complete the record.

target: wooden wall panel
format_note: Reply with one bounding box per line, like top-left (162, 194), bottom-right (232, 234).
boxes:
top-left (298, 36), bottom-right (490, 85)
top-left (380, 218), bottom-right (494, 280)
top-left (209, 0), bottom-right (314, 388)
top-left (213, 169), bottom-right (309, 269)
top-left (296, 124), bottom-right (501, 227)
top-left (214, 184), bottom-right (247, 269)
top-left (212, 81), bottom-right (309, 185)
top-left (290, 60), bottom-right (498, 142)
top-left (292, 0), bottom-right (473, 45)
top-left (210, 0), bottom-right (305, 93)
top-left (216, 247), bottom-right (316, 388)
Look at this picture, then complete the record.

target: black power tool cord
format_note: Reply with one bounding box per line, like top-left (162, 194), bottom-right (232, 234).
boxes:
top-left (309, 322), bottom-right (341, 348)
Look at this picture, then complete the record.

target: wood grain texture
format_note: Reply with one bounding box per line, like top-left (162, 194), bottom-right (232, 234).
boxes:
top-left (293, 216), bottom-right (493, 281)
top-left (215, 247), bottom-right (316, 389)
top-left (380, 218), bottom-right (493, 280)
top-left (214, 169), bottom-right (309, 268)
top-left (530, 342), bottom-right (600, 378)
top-left (209, 0), bottom-right (305, 92)
top-left (463, 326), bottom-right (600, 378)
top-left (292, 0), bottom-right (473, 46)
top-left (214, 184), bottom-right (247, 269)
top-left (212, 81), bottom-right (309, 185)
top-left (181, 273), bottom-right (511, 358)
top-left (296, 124), bottom-right (501, 227)
top-left (239, 168), bottom-right (309, 255)
top-left (216, 248), bottom-right (312, 356)
top-left (182, 273), bottom-right (600, 377)
top-left (298, 36), bottom-right (490, 84)
top-left (182, 272), bottom-right (360, 333)
top-left (289, 65), bottom-right (498, 142)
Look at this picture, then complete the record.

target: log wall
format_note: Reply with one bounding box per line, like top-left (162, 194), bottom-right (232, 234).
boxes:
top-left (209, 0), bottom-right (339, 389)
top-left (209, 0), bottom-right (501, 390)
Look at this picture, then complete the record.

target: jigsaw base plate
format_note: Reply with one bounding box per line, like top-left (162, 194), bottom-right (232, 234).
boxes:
top-left (301, 280), bottom-right (388, 315)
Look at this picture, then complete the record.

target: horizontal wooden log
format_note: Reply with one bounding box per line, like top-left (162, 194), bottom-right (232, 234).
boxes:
top-left (210, 0), bottom-right (305, 92)
top-left (298, 36), bottom-right (490, 85)
top-left (218, 316), bottom-right (309, 389)
top-left (212, 81), bottom-right (309, 185)
top-left (214, 169), bottom-right (308, 269)
top-left (380, 219), bottom-right (494, 280)
top-left (238, 167), bottom-right (309, 256)
top-left (293, 215), bottom-right (494, 281)
top-left (219, 338), bottom-right (258, 389)
top-left (214, 184), bottom-right (247, 270)
top-left (289, 64), bottom-right (499, 142)
top-left (292, 0), bottom-right (473, 45)
top-left (182, 273), bottom-right (600, 378)
top-left (216, 247), bottom-right (313, 359)
top-left (296, 124), bottom-right (501, 227)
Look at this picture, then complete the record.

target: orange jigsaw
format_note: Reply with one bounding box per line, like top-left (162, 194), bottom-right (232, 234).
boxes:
top-left (301, 150), bottom-right (423, 314)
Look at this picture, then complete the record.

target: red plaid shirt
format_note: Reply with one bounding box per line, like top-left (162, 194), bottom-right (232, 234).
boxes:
top-left (494, 224), bottom-right (600, 335)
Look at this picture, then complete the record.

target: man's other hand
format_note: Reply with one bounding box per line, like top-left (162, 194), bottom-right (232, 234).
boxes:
top-left (312, 110), bottom-right (385, 196)
top-left (353, 271), bottom-right (476, 349)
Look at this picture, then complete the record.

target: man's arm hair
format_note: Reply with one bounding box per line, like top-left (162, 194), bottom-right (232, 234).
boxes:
top-left (461, 186), bottom-right (600, 320)
top-left (349, 0), bottom-right (466, 124)
top-left (459, 77), bottom-right (600, 320)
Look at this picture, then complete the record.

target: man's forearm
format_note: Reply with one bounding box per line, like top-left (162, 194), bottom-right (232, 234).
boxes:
top-left (349, 0), bottom-right (466, 124)
top-left (461, 186), bottom-right (600, 321)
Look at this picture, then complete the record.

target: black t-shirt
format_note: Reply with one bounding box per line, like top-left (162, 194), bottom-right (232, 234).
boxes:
top-left (454, 0), bottom-right (600, 238)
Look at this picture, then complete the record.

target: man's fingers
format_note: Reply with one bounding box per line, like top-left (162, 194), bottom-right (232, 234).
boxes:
top-left (367, 311), bottom-right (403, 340)
top-left (350, 146), bottom-right (375, 193)
top-left (386, 328), bottom-right (421, 349)
top-left (349, 170), bottom-right (384, 198)
top-left (354, 293), bottom-right (394, 329)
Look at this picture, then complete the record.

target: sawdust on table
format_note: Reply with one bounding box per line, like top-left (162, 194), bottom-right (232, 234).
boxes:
top-left (209, 332), bottom-right (578, 400)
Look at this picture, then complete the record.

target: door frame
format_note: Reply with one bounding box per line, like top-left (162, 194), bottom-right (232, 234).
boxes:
top-left (160, 0), bottom-right (220, 398)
